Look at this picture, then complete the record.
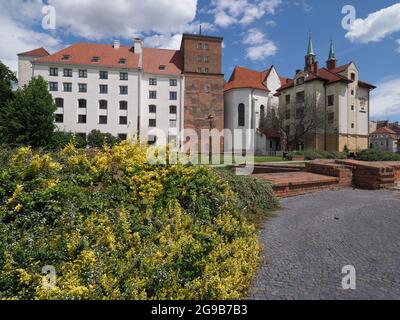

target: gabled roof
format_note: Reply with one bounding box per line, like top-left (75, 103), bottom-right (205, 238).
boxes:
top-left (142, 48), bottom-right (182, 75)
top-left (33, 42), bottom-right (183, 74)
top-left (389, 125), bottom-right (400, 134)
top-left (18, 47), bottom-right (50, 57)
top-left (224, 66), bottom-right (287, 92)
top-left (371, 127), bottom-right (396, 136)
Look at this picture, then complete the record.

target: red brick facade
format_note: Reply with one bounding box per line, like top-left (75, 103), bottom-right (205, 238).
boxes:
top-left (181, 34), bottom-right (224, 153)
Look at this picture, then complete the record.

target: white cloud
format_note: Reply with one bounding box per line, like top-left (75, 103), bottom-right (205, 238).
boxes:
top-left (396, 39), bottom-right (400, 53)
top-left (0, 14), bottom-right (61, 73)
top-left (345, 3), bottom-right (400, 43)
top-left (211, 0), bottom-right (281, 28)
top-left (143, 34), bottom-right (183, 50)
top-left (48, 0), bottom-right (198, 39)
top-left (242, 28), bottom-right (266, 45)
top-left (370, 77), bottom-right (400, 118)
top-left (242, 28), bottom-right (277, 60)
top-left (246, 40), bottom-right (277, 61)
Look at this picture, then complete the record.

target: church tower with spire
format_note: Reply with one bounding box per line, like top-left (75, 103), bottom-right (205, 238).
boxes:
top-left (326, 39), bottom-right (337, 70)
top-left (304, 33), bottom-right (318, 73)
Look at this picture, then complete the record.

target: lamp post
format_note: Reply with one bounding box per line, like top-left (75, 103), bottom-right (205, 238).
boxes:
top-left (207, 114), bottom-right (214, 165)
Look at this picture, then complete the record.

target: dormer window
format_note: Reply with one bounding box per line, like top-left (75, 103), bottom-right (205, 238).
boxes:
top-left (119, 58), bottom-right (126, 65)
top-left (296, 77), bottom-right (305, 85)
top-left (92, 56), bottom-right (100, 63)
top-left (159, 65), bottom-right (166, 71)
top-left (62, 54), bottom-right (71, 61)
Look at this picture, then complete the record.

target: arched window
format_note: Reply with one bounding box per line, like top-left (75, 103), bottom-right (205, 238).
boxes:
top-left (99, 100), bottom-right (108, 110)
top-left (55, 98), bottom-right (64, 109)
top-left (238, 103), bottom-right (245, 127)
top-left (78, 99), bottom-right (87, 109)
top-left (260, 105), bottom-right (265, 120)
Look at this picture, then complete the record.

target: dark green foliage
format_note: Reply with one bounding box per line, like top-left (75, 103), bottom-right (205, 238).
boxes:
top-left (214, 167), bottom-right (279, 228)
top-left (0, 61), bottom-right (17, 106)
top-left (0, 76), bottom-right (56, 147)
top-left (47, 131), bottom-right (87, 150)
top-left (356, 149), bottom-right (400, 161)
top-left (87, 130), bottom-right (119, 148)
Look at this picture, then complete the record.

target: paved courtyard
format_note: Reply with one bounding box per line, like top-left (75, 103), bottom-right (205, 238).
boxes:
top-left (249, 189), bottom-right (400, 300)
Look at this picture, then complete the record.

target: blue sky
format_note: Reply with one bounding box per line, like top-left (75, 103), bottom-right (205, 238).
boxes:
top-left (0, 0), bottom-right (399, 120)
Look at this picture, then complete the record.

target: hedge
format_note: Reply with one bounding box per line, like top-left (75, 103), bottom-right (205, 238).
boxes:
top-left (0, 142), bottom-right (259, 300)
top-left (288, 150), bottom-right (348, 160)
top-left (356, 149), bottom-right (400, 161)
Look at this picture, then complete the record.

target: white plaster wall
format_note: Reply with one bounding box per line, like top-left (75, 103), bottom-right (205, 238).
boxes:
top-left (18, 56), bottom-right (34, 87)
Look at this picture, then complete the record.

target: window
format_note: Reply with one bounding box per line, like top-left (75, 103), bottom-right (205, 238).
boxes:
top-left (285, 110), bottom-right (291, 120)
top-left (238, 103), bottom-right (245, 127)
top-left (118, 134), bottom-right (127, 140)
top-left (197, 67), bottom-right (203, 73)
top-left (149, 78), bottom-right (157, 86)
top-left (296, 77), bottom-right (305, 85)
top-left (328, 95), bottom-right (335, 106)
top-left (49, 82), bottom-right (58, 92)
top-left (204, 67), bottom-right (209, 73)
top-left (197, 43), bottom-right (203, 50)
top-left (351, 90), bottom-right (355, 96)
top-left (49, 68), bottom-right (58, 76)
top-left (78, 83), bottom-right (87, 93)
top-left (55, 98), bottom-right (63, 108)
top-left (79, 69), bottom-right (87, 78)
top-left (351, 73), bottom-right (356, 81)
top-left (351, 123), bottom-right (355, 129)
top-left (328, 112), bottom-right (334, 124)
top-left (148, 135), bottom-right (157, 145)
top-left (197, 55), bottom-right (202, 63)
top-left (119, 116), bottom-right (128, 125)
top-left (351, 105), bottom-right (354, 111)
top-left (99, 71), bottom-right (108, 79)
top-left (285, 95), bottom-right (291, 105)
top-left (204, 56), bottom-right (209, 63)
top-left (296, 108), bottom-right (304, 119)
top-left (170, 79), bottom-right (177, 86)
top-left (120, 86), bottom-right (128, 95)
top-left (149, 105), bottom-right (157, 113)
top-left (149, 119), bottom-right (156, 127)
top-left (120, 72), bottom-right (128, 81)
top-left (159, 65), bottom-right (166, 71)
top-left (55, 114), bottom-right (63, 123)
top-left (62, 54), bottom-right (71, 61)
top-left (99, 85), bottom-right (108, 94)
top-left (91, 56), bottom-right (100, 63)
top-left (296, 91), bottom-right (305, 103)
top-left (119, 58), bottom-right (126, 65)
top-left (78, 99), bottom-right (87, 109)
top-left (168, 135), bottom-right (177, 144)
top-left (63, 83), bottom-right (72, 92)
top-left (169, 91), bottom-right (177, 100)
top-left (99, 100), bottom-right (108, 109)
top-left (99, 115), bottom-right (108, 124)
top-left (149, 91), bottom-right (157, 99)
top-left (260, 105), bottom-right (265, 120)
top-left (169, 119), bottom-right (177, 128)
top-left (78, 115), bottom-right (87, 124)
top-left (119, 101), bottom-right (128, 110)
top-left (63, 69), bottom-right (72, 77)
top-left (204, 43), bottom-right (209, 50)
top-left (169, 105), bottom-right (177, 114)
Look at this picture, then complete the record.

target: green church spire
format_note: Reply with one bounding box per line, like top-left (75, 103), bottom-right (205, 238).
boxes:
top-left (328, 39), bottom-right (336, 60)
top-left (307, 33), bottom-right (315, 56)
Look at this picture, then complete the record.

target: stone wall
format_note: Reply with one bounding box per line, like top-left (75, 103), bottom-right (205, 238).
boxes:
top-left (306, 160), bottom-right (353, 187)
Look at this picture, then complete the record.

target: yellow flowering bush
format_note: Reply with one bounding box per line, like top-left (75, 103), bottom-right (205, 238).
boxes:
top-left (0, 142), bottom-right (260, 300)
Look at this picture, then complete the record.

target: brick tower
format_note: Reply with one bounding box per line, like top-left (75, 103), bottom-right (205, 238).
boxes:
top-left (180, 34), bottom-right (225, 153)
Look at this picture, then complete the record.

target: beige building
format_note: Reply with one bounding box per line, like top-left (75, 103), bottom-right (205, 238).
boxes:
top-left (277, 37), bottom-right (376, 152)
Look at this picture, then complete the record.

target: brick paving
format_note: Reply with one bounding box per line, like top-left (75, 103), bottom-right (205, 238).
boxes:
top-left (249, 189), bottom-right (400, 300)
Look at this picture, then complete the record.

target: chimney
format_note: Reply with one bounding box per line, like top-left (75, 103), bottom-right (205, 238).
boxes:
top-left (133, 38), bottom-right (143, 68)
top-left (311, 61), bottom-right (318, 74)
top-left (113, 40), bottom-right (120, 50)
top-left (326, 59), bottom-right (336, 70)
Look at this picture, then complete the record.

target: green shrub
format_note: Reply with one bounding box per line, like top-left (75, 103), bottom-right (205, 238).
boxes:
top-left (214, 168), bottom-right (279, 228)
top-left (87, 130), bottom-right (119, 148)
top-left (47, 131), bottom-right (87, 150)
top-left (0, 143), bottom-right (259, 300)
top-left (356, 149), bottom-right (400, 161)
top-left (288, 150), bottom-right (347, 160)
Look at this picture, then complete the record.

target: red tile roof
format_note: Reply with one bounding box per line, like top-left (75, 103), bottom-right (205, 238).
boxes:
top-left (18, 47), bottom-right (50, 57)
top-left (224, 66), bottom-right (273, 92)
top-left (142, 48), bottom-right (182, 75)
top-left (372, 127), bottom-right (396, 135)
top-left (33, 43), bottom-right (183, 74)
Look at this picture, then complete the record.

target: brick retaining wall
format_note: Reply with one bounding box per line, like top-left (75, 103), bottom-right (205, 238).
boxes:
top-left (306, 160), bottom-right (353, 187)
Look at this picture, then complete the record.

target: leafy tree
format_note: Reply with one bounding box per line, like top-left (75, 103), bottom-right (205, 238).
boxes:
top-left (0, 76), bottom-right (56, 147)
top-left (0, 61), bottom-right (17, 107)
top-left (87, 130), bottom-right (119, 148)
top-left (48, 131), bottom-right (87, 150)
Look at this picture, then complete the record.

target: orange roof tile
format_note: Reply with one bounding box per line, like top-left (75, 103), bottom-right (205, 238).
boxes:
top-left (142, 48), bottom-right (182, 75)
top-left (18, 47), bottom-right (49, 57)
top-left (372, 127), bottom-right (397, 135)
top-left (224, 66), bottom-right (270, 92)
